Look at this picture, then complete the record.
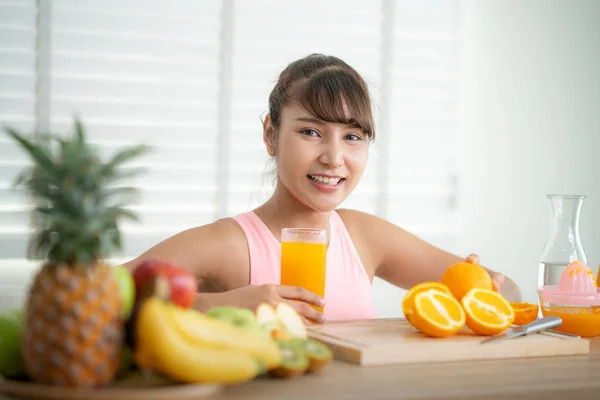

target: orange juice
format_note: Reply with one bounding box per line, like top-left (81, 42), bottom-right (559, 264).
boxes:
top-left (541, 306), bottom-right (600, 337)
top-left (280, 228), bottom-right (327, 313)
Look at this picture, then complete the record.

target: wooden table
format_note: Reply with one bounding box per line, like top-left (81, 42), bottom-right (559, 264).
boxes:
top-left (1, 339), bottom-right (597, 400)
top-left (210, 337), bottom-right (600, 400)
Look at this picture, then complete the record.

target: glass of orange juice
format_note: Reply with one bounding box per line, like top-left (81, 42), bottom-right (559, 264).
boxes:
top-left (280, 228), bottom-right (327, 313)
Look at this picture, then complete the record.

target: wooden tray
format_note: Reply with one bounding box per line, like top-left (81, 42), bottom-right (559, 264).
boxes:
top-left (0, 371), bottom-right (222, 400)
top-left (307, 318), bottom-right (591, 366)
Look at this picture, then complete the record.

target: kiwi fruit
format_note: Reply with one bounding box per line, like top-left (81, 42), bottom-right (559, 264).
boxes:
top-left (288, 338), bottom-right (333, 374)
top-left (269, 340), bottom-right (309, 379)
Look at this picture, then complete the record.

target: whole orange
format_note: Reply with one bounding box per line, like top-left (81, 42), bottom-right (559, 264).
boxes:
top-left (440, 262), bottom-right (493, 301)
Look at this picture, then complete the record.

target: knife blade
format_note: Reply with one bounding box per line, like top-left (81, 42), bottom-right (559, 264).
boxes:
top-left (481, 315), bottom-right (563, 344)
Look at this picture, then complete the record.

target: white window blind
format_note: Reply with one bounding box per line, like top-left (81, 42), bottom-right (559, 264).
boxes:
top-left (370, 0), bottom-right (463, 317)
top-left (1, 0), bottom-right (463, 313)
top-left (385, 0), bottom-right (462, 251)
top-left (0, 0), bottom-right (38, 310)
top-left (2, 0), bottom-right (223, 260)
top-left (0, 0), bottom-right (37, 260)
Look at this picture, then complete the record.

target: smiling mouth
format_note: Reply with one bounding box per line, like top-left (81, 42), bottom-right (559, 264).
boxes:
top-left (307, 174), bottom-right (345, 186)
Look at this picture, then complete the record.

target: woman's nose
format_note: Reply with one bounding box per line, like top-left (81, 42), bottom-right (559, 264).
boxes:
top-left (319, 143), bottom-right (344, 168)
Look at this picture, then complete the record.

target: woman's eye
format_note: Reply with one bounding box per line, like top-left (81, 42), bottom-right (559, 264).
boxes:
top-left (300, 129), bottom-right (320, 137)
top-left (345, 133), bottom-right (362, 141)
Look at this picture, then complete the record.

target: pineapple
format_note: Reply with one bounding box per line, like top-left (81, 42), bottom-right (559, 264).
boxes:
top-left (5, 119), bottom-right (149, 387)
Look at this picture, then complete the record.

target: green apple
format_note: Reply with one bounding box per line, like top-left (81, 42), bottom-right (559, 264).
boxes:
top-left (205, 306), bottom-right (266, 338)
top-left (0, 309), bottom-right (26, 378)
top-left (113, 265), bottom-right (136, 318)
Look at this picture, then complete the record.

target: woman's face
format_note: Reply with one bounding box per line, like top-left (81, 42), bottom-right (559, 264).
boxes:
top-left (269, 104), bottom-right (370, 212)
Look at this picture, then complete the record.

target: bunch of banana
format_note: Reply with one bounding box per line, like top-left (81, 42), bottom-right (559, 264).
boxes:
top-left (131, 297), bottom-right (282, 385)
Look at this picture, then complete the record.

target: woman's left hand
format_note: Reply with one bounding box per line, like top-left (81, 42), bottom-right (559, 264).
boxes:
top-left (465, 253), bottom-right (505, 292)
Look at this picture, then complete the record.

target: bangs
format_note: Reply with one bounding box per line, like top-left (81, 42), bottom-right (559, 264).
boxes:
top-left (289, 68), bottom-right (374, 139)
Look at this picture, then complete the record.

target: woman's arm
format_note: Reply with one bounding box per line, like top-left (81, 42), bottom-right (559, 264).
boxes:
top-left (121, 218), bottom-right (327, 321)
top-left (122, 218), bottom-right (254, 310)
top-left (338, 209), bottom-right (523, 302)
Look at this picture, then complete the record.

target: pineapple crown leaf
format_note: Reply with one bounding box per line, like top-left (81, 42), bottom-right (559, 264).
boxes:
top-left (100, 145), bottom-right (152, 181)
top-left (4, 118), bottom-right (151, 265)
top-left (106, 205), bottom-right (140, 222)
top-left (5, 127), bottom-right (57, 177)
top-left (27, 228), bottom-right (56, 260)
top-left (74, 117), bottom-right (85, 143)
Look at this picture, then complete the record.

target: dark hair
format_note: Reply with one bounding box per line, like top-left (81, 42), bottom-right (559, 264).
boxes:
top-left (267, 54), bottom-right (375, 140)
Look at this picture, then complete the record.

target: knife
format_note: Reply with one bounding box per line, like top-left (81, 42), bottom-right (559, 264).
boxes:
top-left (481, 316), bottom-right (563, 344)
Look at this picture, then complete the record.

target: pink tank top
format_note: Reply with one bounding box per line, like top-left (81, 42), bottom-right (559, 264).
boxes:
top-left (232, 211), bottom-right (378, 321)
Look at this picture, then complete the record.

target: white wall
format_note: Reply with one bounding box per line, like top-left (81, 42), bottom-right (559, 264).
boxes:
top-left (459, 0), bottom-right (600, 304)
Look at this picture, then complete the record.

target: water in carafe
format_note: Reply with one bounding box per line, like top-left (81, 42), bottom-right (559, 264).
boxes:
top-left (538, 195), bottom-right (587, 288)
top-left (538, 262), bottom-right (573, 288)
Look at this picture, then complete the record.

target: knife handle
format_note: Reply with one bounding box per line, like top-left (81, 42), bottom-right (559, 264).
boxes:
top-left (521, 315), bottom-right (562, 334)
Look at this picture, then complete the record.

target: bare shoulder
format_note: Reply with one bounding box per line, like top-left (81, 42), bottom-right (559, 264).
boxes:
top-left (336, 208), bottom-right (394, 237)
top-left (124, 217), bottom-right (251, 290)
top-left (194, 217), bottom-right (250, 264)
top-left (336, 208), bottom-right (414, 238)
top-left (335, 208), bottom-right (421, 269)
top-left (336, 208), bottom-right (380, 226)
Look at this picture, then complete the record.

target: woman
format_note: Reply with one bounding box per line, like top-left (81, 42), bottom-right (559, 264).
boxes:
top-left (125, 54), bottom-right (522, 324)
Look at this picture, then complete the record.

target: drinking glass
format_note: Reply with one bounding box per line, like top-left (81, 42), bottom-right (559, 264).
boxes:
top-left (280, 228), bottom-right (327, 313)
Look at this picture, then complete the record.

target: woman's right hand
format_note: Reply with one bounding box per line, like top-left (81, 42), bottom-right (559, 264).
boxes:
top-left (200, 284), bottom-right (326, 324)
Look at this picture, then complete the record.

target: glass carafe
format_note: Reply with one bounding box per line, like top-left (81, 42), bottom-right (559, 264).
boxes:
top-left (538, 194), bottom-right (587, 288)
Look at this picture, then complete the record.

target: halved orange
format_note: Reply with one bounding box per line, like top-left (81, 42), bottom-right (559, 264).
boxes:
top-left (402, 282), bottom-right (452, 323)
top-left (409, 289), bottom-right (466, 338)
top-left (509, 302), bottom-right (539, 326)
top-left (461, 288), bottom-right (515, 335)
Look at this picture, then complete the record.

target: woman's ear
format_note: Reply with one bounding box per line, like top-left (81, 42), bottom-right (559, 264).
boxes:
top-left (263, 114), bottom-right (276, 157)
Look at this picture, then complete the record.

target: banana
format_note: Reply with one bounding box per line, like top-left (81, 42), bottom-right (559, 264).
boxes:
top-left (165, 301), bottom-right (282, 370)
top-left (133, 298), bottom-right (261, 384)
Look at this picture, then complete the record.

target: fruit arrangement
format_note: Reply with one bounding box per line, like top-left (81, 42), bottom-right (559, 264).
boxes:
top-left (125, 269), bottom-right (333, 385)
top-left (402, 262), bottom-right (521, 338)
top-left (0, 120), bottom-right (333, 388)
top-left (0, 261), bottom-right (334, 387)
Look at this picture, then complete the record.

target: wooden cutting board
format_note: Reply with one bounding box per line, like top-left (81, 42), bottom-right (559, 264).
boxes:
top-left (307, 318), bottom-right (590, 366)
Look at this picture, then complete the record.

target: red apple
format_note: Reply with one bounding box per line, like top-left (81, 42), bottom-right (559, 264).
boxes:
top-left (132, 259), bottom-right (197, 309)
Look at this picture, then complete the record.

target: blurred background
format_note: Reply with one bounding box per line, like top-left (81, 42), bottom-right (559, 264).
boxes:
top-left (0, 0), bottom-right (598, 316)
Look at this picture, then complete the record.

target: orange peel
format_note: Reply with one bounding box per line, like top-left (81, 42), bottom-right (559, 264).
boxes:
top-left (440, 262), bottom-right (493, 301)
top-left (509, 302), bottom-right (539, 326)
